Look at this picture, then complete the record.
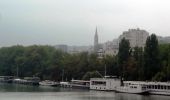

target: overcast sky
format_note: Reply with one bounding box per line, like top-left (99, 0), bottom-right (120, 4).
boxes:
top-left (0, 0), bottom-right (170, 46)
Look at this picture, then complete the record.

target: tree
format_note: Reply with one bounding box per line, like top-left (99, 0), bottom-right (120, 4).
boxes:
top-left (144, 34), bottom-right (160, 80)
top-left (133, 47), bottom-right (144, 80)
top-left (158, 44), bottom-right (170, 81)
top-left (118, 38), bottom-right (130, 85)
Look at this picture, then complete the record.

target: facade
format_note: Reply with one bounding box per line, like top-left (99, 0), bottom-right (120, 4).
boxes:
top-left (157, 36), bottom-right (170, 44)
top-left (97, 48), bottom-right (104, 59)
top-left (119, 28), bottom-right (149, 48)
top-left (103, 39), bottom-right (119, 56)
top-left (67, 46), bottom-right (93, 54)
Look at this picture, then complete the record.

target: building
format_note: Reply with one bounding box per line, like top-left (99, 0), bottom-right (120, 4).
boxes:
top-left (54, 45), bottom-right (68, 52)
top-left (119, 28), bottom-right (149, 48)
top-left (157, 36), bottom-right (170, 44)
top-left (103, 39), bottom-right (119, 56)
top-left (94, 27), bottom-right (99, 53)
top-left (67, 45), bottom-right (93, 54)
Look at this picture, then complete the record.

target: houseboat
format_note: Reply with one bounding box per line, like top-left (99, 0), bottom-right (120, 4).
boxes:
top-left (123, 81), bottom-right (170, 95)
top-left (60, 80), bottom-right (90, 89)
top-left (115, 81), bottom-right (149, 94)
top-left (70, 80), bottom-right (90, 89)
top-left (90, 77), bottom-right (120, 91)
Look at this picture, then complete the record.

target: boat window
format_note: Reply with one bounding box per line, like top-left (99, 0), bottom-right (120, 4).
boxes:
top-left (147, 85), bottom-right (149, 89)
top-left (161, 85), bottom-right (163, 89)
top-left (168, 86), bottom-right (170, 89)
top-left (158, 85), bottom-right (160, 89)
top-left (152, 85), bottom-right (154, 89)
top-left (142, 87), bottom-right (146, 89)
top-left (155, 85), bottom-right (157, 89)
top-left (91, 81), bottom-right (106, 86)
top-left (149, 85), bottom-right (151, 89)
top-left (134, 86), bottom-right (137, 88)
top-left (164, 86), bottom-right (166, 90)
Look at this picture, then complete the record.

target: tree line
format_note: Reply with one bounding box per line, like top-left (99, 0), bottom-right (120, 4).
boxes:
top-left (118, 34), bottom-right (170, 81)
top-left (0, 34), bottom-right (169, 81)
top-left (0, 45), bottom-right (116, 81)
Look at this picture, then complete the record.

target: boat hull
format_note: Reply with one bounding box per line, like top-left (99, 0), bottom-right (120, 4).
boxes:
top-left (115, 89), bottom-right (149, 94)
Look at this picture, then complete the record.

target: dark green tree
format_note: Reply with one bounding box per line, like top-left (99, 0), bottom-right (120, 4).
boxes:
top-left (144, 34), bottom-right (160, 81)
top-left (133, 47), bottom-right (144, 80)
top-left (118, 38), bottom-right (130, 85)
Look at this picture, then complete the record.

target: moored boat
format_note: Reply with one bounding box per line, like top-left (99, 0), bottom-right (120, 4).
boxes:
top-left (39, 80), bottom-right (59, 87)
top-left (70, 80), bottom-right (90, 89)
top-left (13, 77), bottom-right (40, 86)
top-left (123, 81), bottom-right (170, 95)
top-left (115, 83), bottom-right (149, 94)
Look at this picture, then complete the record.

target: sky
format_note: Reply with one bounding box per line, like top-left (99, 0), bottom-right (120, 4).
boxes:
top-left (0, 0), bottom-right (170, 47)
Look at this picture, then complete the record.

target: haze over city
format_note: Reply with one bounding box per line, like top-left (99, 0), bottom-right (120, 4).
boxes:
top-left (0, 0), bottom-right (170, 47)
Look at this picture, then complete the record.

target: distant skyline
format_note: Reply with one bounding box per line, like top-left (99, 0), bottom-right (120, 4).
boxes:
top-left (0, 0), bottom-right (170, 47)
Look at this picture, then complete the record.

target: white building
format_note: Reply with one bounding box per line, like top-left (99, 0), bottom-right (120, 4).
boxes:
top-left (103, 39), bottom-right (119, 56)
top-left (119, 28), bottom-right (149, 48)
top-left (157, 36), bottom-right (170, 44)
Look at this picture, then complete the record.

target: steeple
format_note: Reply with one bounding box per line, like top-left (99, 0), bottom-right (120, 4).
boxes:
top-left (94, 27), bottom-right (99, 52)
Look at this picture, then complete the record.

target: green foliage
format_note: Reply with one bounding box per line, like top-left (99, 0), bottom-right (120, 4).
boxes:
top-left (118, 38), bottom-right (130, 83)
top-left (0, 37), bottom-right (169, 82)
top-left (82, 71), bottom-right (102, 80)
top-left (144, 34), bottom-right (160, 80)
top-left (0, 45), bottom-right (109, 81)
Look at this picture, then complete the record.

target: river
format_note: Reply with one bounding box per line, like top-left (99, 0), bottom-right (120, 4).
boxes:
top-left (0, 83), bottom-right (169, 100)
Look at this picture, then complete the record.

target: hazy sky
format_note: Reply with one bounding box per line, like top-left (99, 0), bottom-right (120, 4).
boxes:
top-left (0, 0), bottom-right (170, 46)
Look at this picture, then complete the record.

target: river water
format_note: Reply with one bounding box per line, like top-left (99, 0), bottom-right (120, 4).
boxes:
top-left (0, 83), bottom-right (169, 100)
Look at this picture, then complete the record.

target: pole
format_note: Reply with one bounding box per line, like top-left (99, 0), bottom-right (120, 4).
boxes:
top-left (62, 69), bottom-right (64, 82)
top-left (17, 64), bottom-right (19, 78)
top-left (105, 64), bottom-right (106, 78)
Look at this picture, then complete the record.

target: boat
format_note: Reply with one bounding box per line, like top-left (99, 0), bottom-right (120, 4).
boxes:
top-left (39, 80), bottom-right (59, 86)
top-left (60, 81), bottom-right (71, 88)
top-left (145, 82), bottom-right (170, 95)
top-left (13, 77), bottom-right (40, 86)
top-left (0, 76), bottom-right (14, 83)
top-left (115, 82), bottom-right (149, 94)
top-left (127, 81), bottom-right (170, 96)
top-left (60, 80), bottom-right (90, 89)
top-left (90, 77), bottom-right (120, 91)
top-left (70, 80), bottom-right (90, 89)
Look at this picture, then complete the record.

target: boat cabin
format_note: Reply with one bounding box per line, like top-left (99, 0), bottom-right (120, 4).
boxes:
top-left (90, 77), bottom-right (120, 91)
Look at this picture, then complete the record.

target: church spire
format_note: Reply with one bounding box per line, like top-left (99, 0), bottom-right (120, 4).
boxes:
top-left (94, 27), bottom-right (99, 52)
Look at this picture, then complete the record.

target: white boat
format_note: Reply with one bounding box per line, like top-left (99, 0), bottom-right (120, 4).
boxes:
top-left (143, 82), bottom-right (170, 95)
top-left (70, 80), bottom-right (90, 89)
top-left (39, 80), bottom-right (59, 86)
top-left (124, 81), bottom-right (170, 96)
top-left (115, 82), bottom-right (149, 94)
top-left (60, 81), bottom-right (72, 88)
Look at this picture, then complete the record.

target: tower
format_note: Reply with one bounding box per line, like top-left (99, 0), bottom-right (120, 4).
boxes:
top-left (94, 27), bottom-right (99, 53)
